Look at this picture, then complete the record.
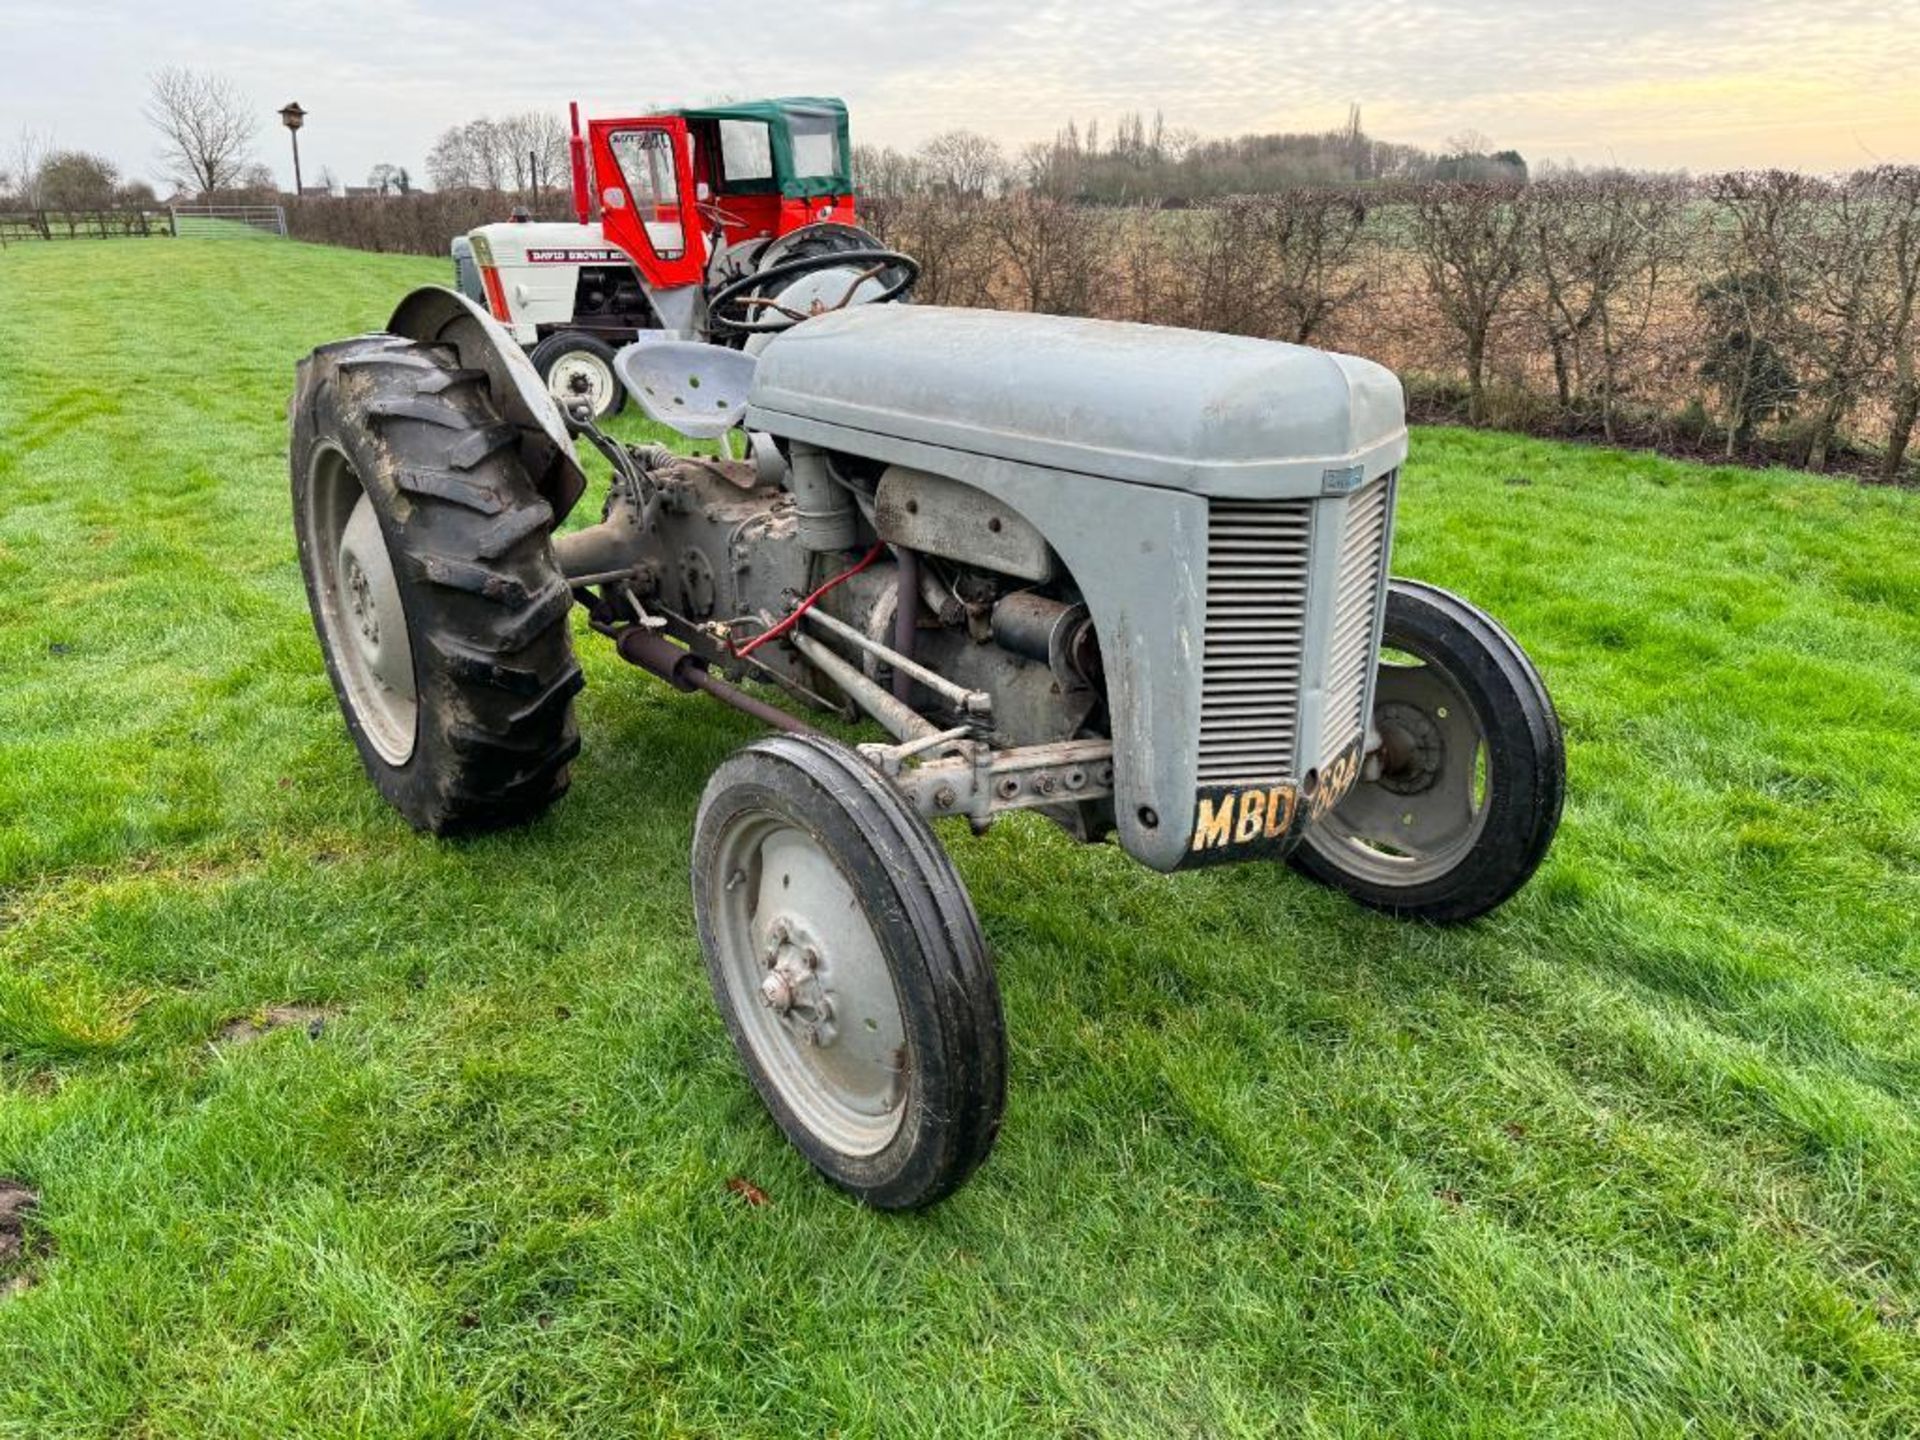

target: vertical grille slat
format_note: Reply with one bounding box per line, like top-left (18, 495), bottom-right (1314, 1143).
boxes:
top-left (1196, 498), bottom-right (1313, 785)
top-left (1196, 476), bottom-right (1393, 788)
top-left (1319, 477), bottom-right (1393, 767)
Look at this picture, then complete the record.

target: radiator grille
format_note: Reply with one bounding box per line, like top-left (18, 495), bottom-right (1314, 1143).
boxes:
top-left (1320, 476), bottom-right (1393, 766)
top-left (1195, 499), bottom-right (1315, 785)
top-left (1195, 477), bottom-right (1394, 787)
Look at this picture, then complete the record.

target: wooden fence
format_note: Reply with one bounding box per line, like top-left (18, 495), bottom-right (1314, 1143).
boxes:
top-left (0, 209), bottom-right (172, 245)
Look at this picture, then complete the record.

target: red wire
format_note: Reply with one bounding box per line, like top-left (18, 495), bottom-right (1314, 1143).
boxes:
top-left (733, 543), bottom-right (887, 660)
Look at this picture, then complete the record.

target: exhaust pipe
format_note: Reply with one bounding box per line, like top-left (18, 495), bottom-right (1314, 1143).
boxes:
top-left (569, 102), bottom-right (590, 226)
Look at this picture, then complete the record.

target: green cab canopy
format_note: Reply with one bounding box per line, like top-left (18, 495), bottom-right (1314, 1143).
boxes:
top-left (673, 98), bottom-right (852, 199)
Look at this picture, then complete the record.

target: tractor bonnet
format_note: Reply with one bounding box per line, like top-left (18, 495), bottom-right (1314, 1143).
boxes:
top-left (745, 305), bottom-right (1408, 500)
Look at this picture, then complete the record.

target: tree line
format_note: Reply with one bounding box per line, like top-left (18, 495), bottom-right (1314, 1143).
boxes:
top-left (853, 108), bottom-right (1529, 206)
top-left (861, 170), bottom-right (1920, 481)
top-left (5, 76), bottom-right (1913, 479)
top-left (0, 67), bottom-right (447, 210)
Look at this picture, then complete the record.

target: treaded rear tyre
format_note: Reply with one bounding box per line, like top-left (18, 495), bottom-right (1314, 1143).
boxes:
top-left (291, 333), bottom-right (582, 834)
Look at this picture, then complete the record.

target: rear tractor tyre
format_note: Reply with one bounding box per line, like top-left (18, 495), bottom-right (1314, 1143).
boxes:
top-left (529, 331), bottom-right (624, 421)
top-left (692, 734), bottom-right (1007, 1209)
top-left (1289, 579), bottom-right (1565, 924)
top-left (291, 333), bottom-right (582, 834)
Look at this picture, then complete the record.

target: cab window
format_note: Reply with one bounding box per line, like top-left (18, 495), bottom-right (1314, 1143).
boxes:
top-left (719, 120), bottom-right (774, 184)
top-left (789, 114), bottom-right (841, 181)
top-left (607, 127), bottom-right (685, 258)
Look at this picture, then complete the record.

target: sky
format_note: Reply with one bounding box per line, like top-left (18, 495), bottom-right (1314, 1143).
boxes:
top-left (3, 0), bottom-right (1918, 191)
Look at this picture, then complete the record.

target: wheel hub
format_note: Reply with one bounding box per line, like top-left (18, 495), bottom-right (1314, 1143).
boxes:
top-left (1306, 654), bottom-right (1488, 882)
top-left (759, 917), bottom-right (837, 1046)
top-left (548, 354), bottom-right (612, 414)
top-left (1374, 701), bottom-right (1445, 796)
top-left (706, 817), bottom-right (910, 1157)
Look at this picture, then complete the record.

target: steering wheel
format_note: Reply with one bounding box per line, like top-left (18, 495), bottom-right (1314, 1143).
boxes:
top-left (706, 248), bottom-right (919, 336)
top-left (697, 198), bottom-right (747, 233)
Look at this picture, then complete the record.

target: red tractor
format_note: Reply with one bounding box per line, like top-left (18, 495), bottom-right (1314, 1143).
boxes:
top-left (451, 97), bottom-right (917, 418)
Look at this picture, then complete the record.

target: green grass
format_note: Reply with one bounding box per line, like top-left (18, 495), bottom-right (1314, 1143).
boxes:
top-left (3, 238), bottom-right (1920, 1437)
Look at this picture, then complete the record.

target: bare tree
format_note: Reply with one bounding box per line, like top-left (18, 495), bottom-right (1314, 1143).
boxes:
top-left (1528, 175), bottom-right (1694, 439)
top-left (1788, 170), bottom-right (1915, 470)
top-left (1700, 172), bottom-right (1815, 459)
top-left (990, 192), bottom-right (1106, 314)
top-left (36, 150), bottom-right (119, 211)
top-left (1019, 139), bottom-right (1079, 200)
top-left (878, 192), bottom-right (997, 307)
top-left (4, 126), bottom-right (54, 208)
top-left (495, 111), bottom-right (568, 198)
top-left (425, 125), bottom-right (480, 191)
top-left (1150, 192), bottom-right (1369, 343)
top-left (1857, 166), bottom-right (1920, 480)
top-left (1407, 182), bottom-right (1533, 423)
top-left (426, 113), bottom-right (564, 195)
top-left (852, 144), bottom-right (925, 201)
top-left (145, 67), bottom-right (258, 199)
top-left (918, 131), bottom-right (1006, 199)
top-left (1261, 191), bottom-right (1372, 344)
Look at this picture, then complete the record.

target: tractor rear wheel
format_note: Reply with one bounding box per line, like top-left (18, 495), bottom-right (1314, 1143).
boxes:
top-left (291, 334), bottom-right (582, 833)
top-left (529, 331), bottom-right (624, 420)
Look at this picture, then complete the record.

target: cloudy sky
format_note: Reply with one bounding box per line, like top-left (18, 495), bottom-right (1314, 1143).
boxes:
top-left (4, 0), bottom-right (1917, 190)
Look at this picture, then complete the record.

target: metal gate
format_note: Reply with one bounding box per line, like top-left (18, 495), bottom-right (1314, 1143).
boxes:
top-left (167, 205), bottom-right (288, 238)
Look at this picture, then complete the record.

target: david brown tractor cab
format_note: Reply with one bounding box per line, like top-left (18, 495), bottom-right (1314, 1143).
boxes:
top-left (453, 97), bottom-right (916, 420)
top-left (291, 280), bottom-right (1566, 1209)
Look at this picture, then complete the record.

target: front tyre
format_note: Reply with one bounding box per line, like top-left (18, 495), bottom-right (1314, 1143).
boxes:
top-left (528, 331), bottom-right (624, 420)
top-left (693, 734), bottom-right (1006, 1209)
top-left (1290, 580), bottom-right (1565, 923)
top-left (291, 334), bottom-right (582, 834)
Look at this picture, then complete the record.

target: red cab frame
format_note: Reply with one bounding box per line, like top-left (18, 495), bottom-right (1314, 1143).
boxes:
top-left (586, 116), bottom-right (707, 290)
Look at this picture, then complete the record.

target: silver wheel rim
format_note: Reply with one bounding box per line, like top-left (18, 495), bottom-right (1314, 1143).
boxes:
top-left (546, 350), bottom-right (615, 416)
top-left (308, 444), bottom-right (417, 765)
top-left (708, 812), bottom-right (909, 1156)
top-left (1309, 648), bottom-right (1490, 886)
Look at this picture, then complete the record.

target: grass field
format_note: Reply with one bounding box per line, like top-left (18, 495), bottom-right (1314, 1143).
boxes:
top-left (2, 237), bottom-right (1919, 1437)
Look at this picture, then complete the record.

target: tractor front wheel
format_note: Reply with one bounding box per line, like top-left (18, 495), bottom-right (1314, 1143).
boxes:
top-left (529, 331), bottom-right (624, 421)
top-left (1289, 580), bottom-right (1564, 923)
top-left (692, 734), bottom-right (1006, 1209)
top-left (291, 334), bottom-right (582, 833)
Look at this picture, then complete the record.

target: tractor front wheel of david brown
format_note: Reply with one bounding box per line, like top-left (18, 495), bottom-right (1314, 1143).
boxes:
top-left (291, 333), bottom-right (582, 834)
top-left (1289, 579), bottom-right (1565, 924)
top-left (528, 331), bottom-right (624, 420)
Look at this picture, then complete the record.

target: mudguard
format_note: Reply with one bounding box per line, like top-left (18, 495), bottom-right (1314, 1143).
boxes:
top-left (386, 286), bottom-right (589, 522)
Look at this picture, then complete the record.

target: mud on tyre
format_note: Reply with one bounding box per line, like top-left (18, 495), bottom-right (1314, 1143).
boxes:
top-left (291, 333), bottom-right (582, 833)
